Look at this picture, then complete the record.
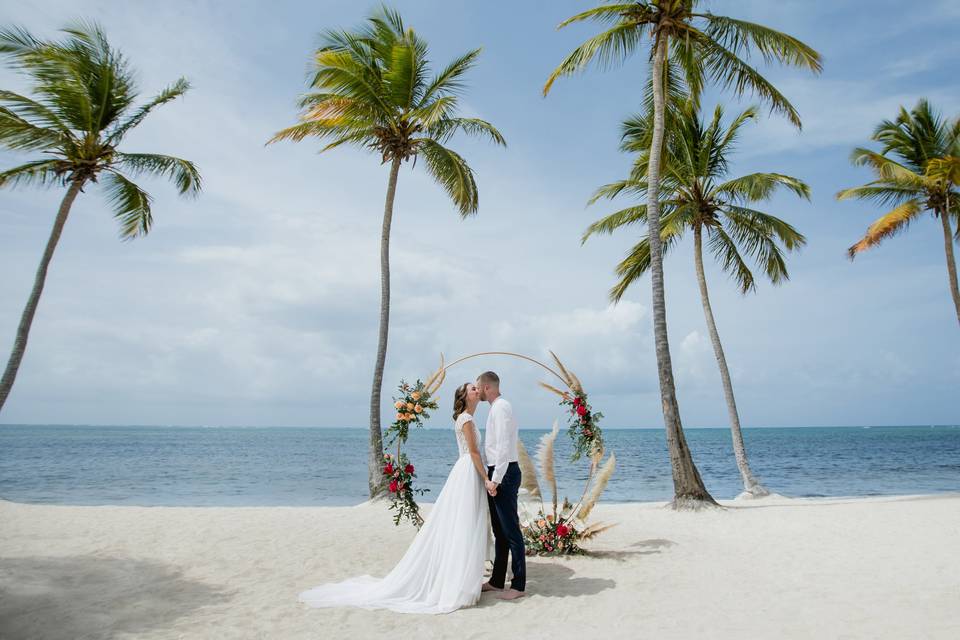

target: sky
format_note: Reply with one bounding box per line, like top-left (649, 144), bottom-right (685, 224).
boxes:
top-left (0, 0), bottom-right (958, 429)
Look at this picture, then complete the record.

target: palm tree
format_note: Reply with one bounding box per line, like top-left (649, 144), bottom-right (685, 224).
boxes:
top-left (584, 103), bottom-right (809, 497)
top-left (269, 6), bottom-right (505, 499)
top-left (544, 0), bottom-right (821, 508)
top-left (837, 99), bottom-right (960, 327)
top-left (0, 22), bottom-right (201, 413)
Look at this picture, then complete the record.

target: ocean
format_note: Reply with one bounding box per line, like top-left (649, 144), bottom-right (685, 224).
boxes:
top-left (1, 424), bottom-right (958, 506)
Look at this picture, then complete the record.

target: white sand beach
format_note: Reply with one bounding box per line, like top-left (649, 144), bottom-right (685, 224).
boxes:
top-left (2, 494), bottom-right (959, 639)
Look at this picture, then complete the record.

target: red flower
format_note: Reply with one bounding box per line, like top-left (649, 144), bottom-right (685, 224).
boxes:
top-left (557, 524), bottom-right (570, 537)
top-left (405, 464), bottom-right (414, 474)
top-left (389, 480), bottom-right (398, 493)
top-left (576, 404), bottom-right (587, 416)
top-left (573, 396), bottom-right (582, 407)
top-left (383, 464), bottom-right (394, 475)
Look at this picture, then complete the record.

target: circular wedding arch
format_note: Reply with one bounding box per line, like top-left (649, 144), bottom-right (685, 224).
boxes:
top-left (383, 350), bottom-right (608, 529)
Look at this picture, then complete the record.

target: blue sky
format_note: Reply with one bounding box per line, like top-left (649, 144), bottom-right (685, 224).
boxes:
top-left (0, 1), bottom-right (958, 429)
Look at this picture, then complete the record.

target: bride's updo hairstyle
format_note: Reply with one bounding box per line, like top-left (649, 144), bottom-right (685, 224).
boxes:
top-left (452, 382), bottom-right (469, 421)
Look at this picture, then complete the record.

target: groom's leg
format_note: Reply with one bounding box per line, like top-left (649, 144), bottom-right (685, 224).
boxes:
top-left (494, 462), bottom-right (526, 592)
top-left (487, 466), bottom-right (508, 589)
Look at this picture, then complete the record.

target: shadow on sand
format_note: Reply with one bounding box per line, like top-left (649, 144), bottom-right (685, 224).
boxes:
top-left (0, 554), bottom-right (231, 640)
top-left (477, 562), bottom-right (615, 606)
top-left (581, 537), bottom-right (677, 562)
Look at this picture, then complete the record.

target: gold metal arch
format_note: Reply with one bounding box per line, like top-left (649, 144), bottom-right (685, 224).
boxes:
top-left (422, 350), bottom-right (584, 399)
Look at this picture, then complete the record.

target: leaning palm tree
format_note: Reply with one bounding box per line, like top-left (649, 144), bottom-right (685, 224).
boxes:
top-left (0, 22), bottom-right (201, 413)
top-left (837, 99), bottom-right (960, 327)
top-left (269, 6), bottom-right (504, 499)
top-left (544, 0), bottom-right (821, 508)
top-left (584, 103), bottom-right (809, 497)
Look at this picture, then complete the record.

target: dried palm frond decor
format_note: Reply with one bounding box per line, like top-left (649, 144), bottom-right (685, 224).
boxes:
top-left (519, 421), bottom-right (617, 555)
top-left (384, 350), bottom-right (613, 536)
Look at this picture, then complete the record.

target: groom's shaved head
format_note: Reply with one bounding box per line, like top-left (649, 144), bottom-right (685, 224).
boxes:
top-left (478, 371), bottom-right (499, 387)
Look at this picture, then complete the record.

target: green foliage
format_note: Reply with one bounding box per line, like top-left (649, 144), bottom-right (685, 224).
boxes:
top-left (0, 21), bottom-right (201, 238)
top-left (584, 102), bottom-right (809, 298)
top-left (837, 100), bottom-right (960, 257)
top-left (545, 1), bottom-right (822, 129)
top-left (270, 5), bottom-right (505, 216)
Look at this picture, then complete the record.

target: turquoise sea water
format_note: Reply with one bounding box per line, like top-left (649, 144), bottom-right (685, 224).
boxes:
top-left (1, 424), bottom-right (958, 506)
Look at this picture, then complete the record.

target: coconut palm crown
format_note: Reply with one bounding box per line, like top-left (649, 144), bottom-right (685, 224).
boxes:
top-left (543, 0), bottom-right (822, 128)
top-left (584, 103), bottom-right (809, 301)
top-left (269, 6), bottom-right (504, 214)
top-left (837, 99), bottom-right (960, 326)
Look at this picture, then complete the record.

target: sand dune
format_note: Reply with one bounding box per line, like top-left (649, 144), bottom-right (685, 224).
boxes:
top-left (2, 494), bottom-right (958, 639)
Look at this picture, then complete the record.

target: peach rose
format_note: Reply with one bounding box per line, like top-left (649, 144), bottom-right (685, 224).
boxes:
top-left (406, 402), bottom-right (414, 411)
top-left (396, 412), bottom-right (404, 421)
top-left (394, 400), bottom-right (404, 409)
top-left (414, 404), bottom-right (423, 413)
top-left (411, 392), bottom-right (421, 401)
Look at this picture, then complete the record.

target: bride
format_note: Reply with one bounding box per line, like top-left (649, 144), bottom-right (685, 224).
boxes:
top-left (299, 382), bottom-right (491, 614)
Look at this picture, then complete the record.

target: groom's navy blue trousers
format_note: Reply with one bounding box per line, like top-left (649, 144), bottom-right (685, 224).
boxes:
top-left (487, 462), bottom-right (526, 592)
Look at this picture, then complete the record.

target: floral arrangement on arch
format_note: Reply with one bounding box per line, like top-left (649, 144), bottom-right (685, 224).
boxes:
top-left (538, 351), bottom-right (604, 462)
top-left (382, 367), bottom-right (444, 528)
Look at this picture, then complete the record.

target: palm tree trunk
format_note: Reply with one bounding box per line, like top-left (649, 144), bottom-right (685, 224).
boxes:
top-left (693, 226), bottom-right (769, 497)
top-left (0, 179), bottom-right (84, 413)
top-left (647, 34), bottom-right (716, 509)
top-left (938, 208), bottom-right (960, 327)
top-left (367, 157), bottom-right (402, 499)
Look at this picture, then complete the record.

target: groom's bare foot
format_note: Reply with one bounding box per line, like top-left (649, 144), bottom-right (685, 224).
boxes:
top-left (481, 581), bottom-right (503, 592)
top-left (497, 589), bottom-right (525, 600)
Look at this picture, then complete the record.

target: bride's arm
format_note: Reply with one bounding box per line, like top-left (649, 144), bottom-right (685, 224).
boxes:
top-left (461, 421), bottom-right (489, 483)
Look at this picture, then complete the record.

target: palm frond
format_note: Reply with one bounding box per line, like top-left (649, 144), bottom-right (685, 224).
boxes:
top-left (103, 170), bottom-right (152, 239)
top-left (421, 48), bottom-right (480, 102)
top-left (582, 205), bottom-right (648, 243)
top-left (556, 3), bottom-right (642, 29)
top-left (428, 116), bottom-right (506, 147)
top-left (0, 106), bottom-right (65, 150)
top-left (715, 172), bottom-right (810, 203)
top-left (847, 199), bottom-right (924, 259)
top-left (699, 14), bottom-right (823, 73)
top-left (417, 138), bottom-right (478, 216)
top-left (106, 78), bottom-right (190, 145)
top-left (849, 147), bottom-right (925, 186)
top-left (0, 159), bottom-right (65, 188)
top-left (544, 21), bottom-right (649, 95)
top-left (722, 206), bottom-right (800, 285)
top-left (835, 182), bottom-right (921, 207)
top-left (609, 229), bottom-right (683, 303)
top-left (0, 89), bottom-right (73, 135)
top-left (690, 27), bottom-right (802, 129)
top-left (706, 223), bottom-right (756, 294)
top-left (115, 153), bottom-right (201, 195)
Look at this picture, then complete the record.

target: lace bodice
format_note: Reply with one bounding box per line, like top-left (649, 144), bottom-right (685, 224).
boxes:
top-left (454, 412), bottom-right (475, 458)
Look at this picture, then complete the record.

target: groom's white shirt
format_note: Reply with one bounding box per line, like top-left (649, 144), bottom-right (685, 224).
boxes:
top-left (484, 396), bottom-right (519, 485)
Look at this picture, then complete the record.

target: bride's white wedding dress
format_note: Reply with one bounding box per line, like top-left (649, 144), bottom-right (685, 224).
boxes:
top-left (299, 412), bottom-right (490, 614)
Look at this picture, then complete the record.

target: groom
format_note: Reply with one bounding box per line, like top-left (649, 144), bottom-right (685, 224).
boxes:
top-left (477, 371), bottom-right (526, 600)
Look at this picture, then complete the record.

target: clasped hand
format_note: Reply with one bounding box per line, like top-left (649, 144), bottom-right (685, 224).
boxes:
top-left (485, 480), bottom-right (498, 497)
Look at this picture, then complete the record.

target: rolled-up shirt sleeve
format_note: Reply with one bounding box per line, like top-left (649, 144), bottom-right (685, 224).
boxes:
top-left (491, 402), bottom-right (514, 484)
